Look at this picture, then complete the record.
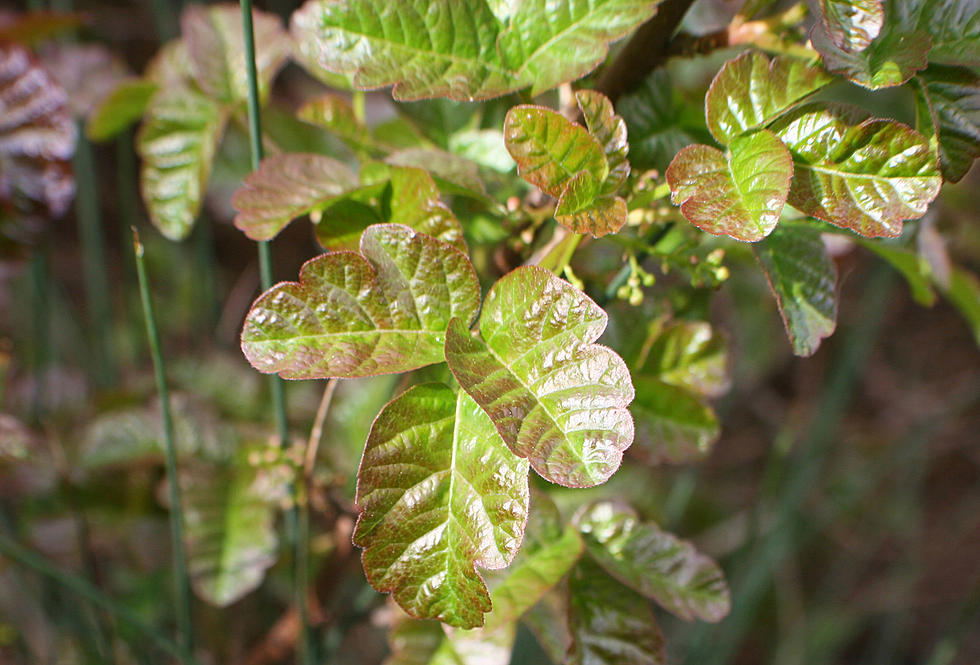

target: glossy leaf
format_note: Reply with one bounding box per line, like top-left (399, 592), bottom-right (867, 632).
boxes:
top-left (915, 0), bottom-right (980, 67)
top-left (568, 556), bottom-right (667, 665)
top-left (556, 193), bottom-right (629, 237)
top-left (445, 266), bottom-right (634, 488)
top-left (771, 103), bottom-right (941, 237)
top-left (576, 501), bottom-right (730, 622)
top-left (86, 78), bottom-right (157, 142)
top-left (313, 181), bottom-right (388, 251)
top-left (0, 42), bottom-right (75, 218)
top-left (630, 377), bottom-right (720, 465)
top-left (705, 52), bottom-right (833, 145)
top-left (231, 153), bottom-right (358, 240)
top-left (182, 447), bottom-right (279, 606)
top-left (181, 4), bottom-right (289, 104)
top-left (575, 90), bottom-right (629, 192)
top-left (504, 105), bottom-right (607, 199)
top-left (913, 65), bottom-right (980, 182)
top-left (242, 224), bottom-right (479, 379)
top-left (354, 384), bottom-right (530, 628)
top-left (388, 167), bottom-right (467, 251)
top-left (636, 321), bottom-right (729, 398)
top-left (137, 86), bottom-right (226, 240)
top-left (754, 224), bottom-right (838, 357)
top-left (291, 0), bottom-right (662, 101)
top-left (666, 130), bottom-right (792, 242)
top-left (819, 0), bottom-right (884, 52)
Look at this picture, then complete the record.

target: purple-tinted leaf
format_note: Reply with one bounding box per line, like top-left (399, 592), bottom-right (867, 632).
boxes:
top-left (242, 224), bottom-right (480, 379)
top-left (86, 78), bottom-right (157, 142)
top-left (771, 103), bottom-right (941, 238)
top-left (819, 0), bottom-right (884, 52)
top-left (445, 266), bottom-right (634, 488)
top-left (182, 4), bottom-right (289, 104)
top-left (754, 224), bottom-right (838, 357)
top-left (568, 556), bottom-right (667, 665)
top-left (137, 86), bottom-right (227, 240)
top-left (705, 51), bottom-right (833, 145)
top-left (0, 42), bottom-right (75, 218)
top-left (575, 90), bottom-right (630, 192)
top-left (666, 130), bottom-right (792, 242)
top-left (504, 105), bottom-right (607, 199)
top-left (575, 501), bottom-right (730, 623)
top-left (355, 384), bottom-right (529, 628)
top-left (913, 65), bottom-right (980, 182)
top-left (40, 43), bottom-right (129, 118)
top-left (231, 153), bottom-right (358, 241)
top-left (631, 377), bottom-right (720, 465)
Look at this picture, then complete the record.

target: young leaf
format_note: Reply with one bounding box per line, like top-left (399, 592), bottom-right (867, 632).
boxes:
top-left (496, 0), bottom-right (663, 97)
top-left (386, 148), bottom-right (491, 202)
top-left (912, 65), bottom-right (980, 182)
top-left (556, 194), bottom-right (629, 237)
top-left (705, 52), bottom-right (833, 145)
top-left (354, 384), bottom-right (530, 628)
top-left (182, 447), bottom-right (279, 607)
top-left (575, 501), bottom-right (730, 622)
top-left (568, 557), bottom-right (667, 665)
top-left (241, 224), bottom-right (480, 379)
top-left (445, 266), bottom-right (634, 488)
top-left (818, 0), bottom-right (884, 52)
top-left (504, 105), bottom-right (607, 198)
top-left (388, 166), bottom-right (467, 252)
top-left (771, 103), bottom-right (941, 237)
top-left (630, 377), bottom-right (721, 465)
top-left (86, 78), bottom-right (157, 142)
top-left (231, 153), bottom-right (358, 241)
top-left (297, 93), bottom-right (372, 153)
top-left (575, 90), bottom-right (630, 192)
top-left (666, 130), bottom-right (792, 242)
top-left (914, 0), bottom-right (980, 67)
top-left (137, 86), bottom-right (227, 240)
top-left (313, 181), bottom-right (388, 251)
top-left (753, 224), bottom-right (838, 357)
top-left (181, 4), bottom-right (289, 105)
top-left (636, 321), bottom-right (730, 398)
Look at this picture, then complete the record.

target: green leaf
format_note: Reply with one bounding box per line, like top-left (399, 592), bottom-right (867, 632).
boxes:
top-left (630, 377), bottom-right (720, 465)
top-left (445, 266), bottom-right (634, 488)
top-left (385, 609), bottom-right (517, 665)
top-left (575, 90), bottom-right (630, 192)
top-left (241, 224), bottom-right (480, 379)
top-left (618, 69), bottom-right (708, 172)
top-left (575, 501), bottom-right (730, 622)
top-left (855, 236), bottom-right (937, 305)
top-left (666, 130), bottom-right (792, 242)
top-left (818, 0), bottom-right (884, 52)
top-left (504, 105), bottom-right (607, 199)
top-left (385, 616), bottom-right (445, 665)
top-left (182, 445), bottom-right (279, 606)
top-left (496, 0), bottom-right (663, 97)
top-left (388, 167), bottom-right (467, 252)
top-left (941, 265), bottom-right (980, 346)
top-left (137, 86), bottom-right (227, 240)
top-left (86, 78), bottom-right (157, 142)
top-left (231, 153), bottom-right (358, 240)
top-left (522, 587), bottom-right (572, 663)
top-left (635, 321), bottom-right (729, 398)
top-left (290, 0), bottom-right (662, 101)
top-left (556, 193), bottom-right (629, 237)
top-left (181, 4), bottom-right (289, 105)
top-left (771, 103), bottom-right (941, 237)
top-left (914, 0), bottom-right (980, 66)
top-left (448, 129), bottom-right (514, 173)
top-left (568, 556), bottom-right (667, 665)
top-left (354, 384), bottom-right (530, 628)
top-left (297, 92), bottom-right (373, 153)
top-left (912, 65), bottom-right (980, 182)
top-left (313, 181), bottom-right (388, 251)
top-left (753, 224), bottom-right (838, 357)
top-left (386, 148), bottom-right (491, 202)
top-left (705, 52), bottom-right (833, 145)
top-left (812, 0), bottom-right (931, 89)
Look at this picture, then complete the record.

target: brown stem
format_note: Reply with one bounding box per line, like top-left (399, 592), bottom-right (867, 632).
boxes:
top-left (594, 0), bottom-right (698, 103)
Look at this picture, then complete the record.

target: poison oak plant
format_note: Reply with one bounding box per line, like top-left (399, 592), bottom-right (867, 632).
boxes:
top-left (2, 0), bottom-right (978, 663)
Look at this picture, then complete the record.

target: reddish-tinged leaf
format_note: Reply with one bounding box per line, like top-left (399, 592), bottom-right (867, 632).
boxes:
top-left (241, 224), bottom-right (480, 379)
top-left (388, 166), bottom-right (466, 252)
top-left (575, 90), bottom-right (629, 192)
top-left (355, 384), bottom-right (529, 628)
top-left (666, 130), bottom-right (792, 242)
top-left (446, 266), bottom-right (634, 488)
top-left (705, 52), bottom-right (832, 145)
top-left (232, 153), bottom-right (358, 241)
top-left (811, 16), bottom-right (931, 89)
top-left (556, 193), bottom-right (628, 237)
top-left (771, 103), bottom-right (941, 237)
top-left (819, 0), bottom-right (884, 52)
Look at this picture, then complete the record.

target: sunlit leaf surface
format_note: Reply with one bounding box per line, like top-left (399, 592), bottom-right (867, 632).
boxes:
top-left (913, 65), bottom-right (980, 182)
top-left (355, 384), bottom-right (529, 628)
top-left (818, 0), bottom-right (884, 52)
top-left (446, 266), bottom-right (634, 487)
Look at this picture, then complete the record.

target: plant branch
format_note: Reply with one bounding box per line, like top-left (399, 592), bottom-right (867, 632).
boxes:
top-left (132, 229), bottom-right (193, 661)
top-left (595, 0), bottom-right (697, 102)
